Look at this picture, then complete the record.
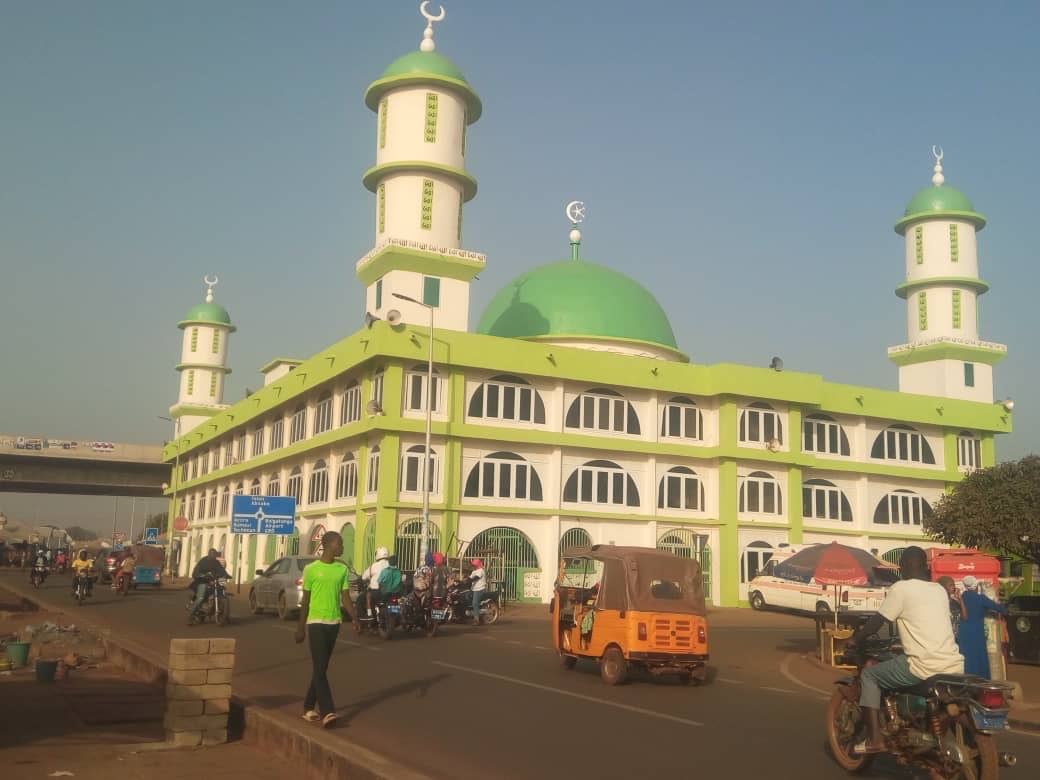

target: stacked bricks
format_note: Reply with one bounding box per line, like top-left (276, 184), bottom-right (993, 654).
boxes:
top-left (165, 638), bottom-right (236, 746)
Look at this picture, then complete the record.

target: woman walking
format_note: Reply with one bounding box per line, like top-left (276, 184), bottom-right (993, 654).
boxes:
top-left (957, 575), bottom-right (1008, 678)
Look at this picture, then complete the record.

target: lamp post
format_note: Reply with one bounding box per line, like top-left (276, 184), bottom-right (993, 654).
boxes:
top-left (392, 292), bottom-right (434, 564)
top-left (158, 415), bottom-right (181, 576)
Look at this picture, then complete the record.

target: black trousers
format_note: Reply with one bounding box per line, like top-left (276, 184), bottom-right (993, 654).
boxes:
top-left (305, 623), bottom-right (340, 716)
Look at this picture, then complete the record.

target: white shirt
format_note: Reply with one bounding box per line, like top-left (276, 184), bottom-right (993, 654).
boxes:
top-left (470, 567), bottom-right (486, 592)
top-left (879, 578), bottom-right (964, 679)
top-left (363, 559), bottom-right (389, 591)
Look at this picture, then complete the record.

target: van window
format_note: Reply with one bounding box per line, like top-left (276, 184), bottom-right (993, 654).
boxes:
top-left (761, 560), bottom-right (776, 576)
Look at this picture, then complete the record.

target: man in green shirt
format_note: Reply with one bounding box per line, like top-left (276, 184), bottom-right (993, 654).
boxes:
top-left (295, 531), bottom-right (349, 727)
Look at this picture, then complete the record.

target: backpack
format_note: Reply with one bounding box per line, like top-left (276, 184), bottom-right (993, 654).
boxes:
top-left (378, 566), bottom-right (402, 595)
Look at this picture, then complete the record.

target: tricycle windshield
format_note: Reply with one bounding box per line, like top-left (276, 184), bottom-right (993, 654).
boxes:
top-left (559, 557), bottom-right (603, 589)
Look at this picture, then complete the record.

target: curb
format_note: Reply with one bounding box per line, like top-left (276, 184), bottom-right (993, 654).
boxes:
top-left (1, 578), bottom-right (429, 780)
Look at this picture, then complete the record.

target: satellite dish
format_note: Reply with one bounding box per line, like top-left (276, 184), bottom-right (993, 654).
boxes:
top-left (386, 309), bottom-right (402, 326)
top-left (366, 400), bottom-right (384, 416)
top-left (364, 312), bottom-right (379, 329)
top-left (769, 356), bottom-right (784, 372)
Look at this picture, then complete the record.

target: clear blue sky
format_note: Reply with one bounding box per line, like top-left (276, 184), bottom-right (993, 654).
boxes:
top-left (2, 1), bottom-right (1037, 533)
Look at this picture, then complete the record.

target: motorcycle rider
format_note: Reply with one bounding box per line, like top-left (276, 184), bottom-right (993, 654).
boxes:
top-left (465, 558), bottom-right (487, 626)
top-left (31, 548), bottom-right (49, 584)
top-left (431, 551), bottom-right (451, 599)
top-left (113, 549), bottom-right (136, 590)
top-left (188, 548), bottom-right (231, 624)
top-left (70, 550), bottom-right (94, 597)
top-left (847, 546), bottom-right (964, 754)
top-left (411, 552), bottom-right (434, 609)
top-left (360, 546), bottom-right (390, 619)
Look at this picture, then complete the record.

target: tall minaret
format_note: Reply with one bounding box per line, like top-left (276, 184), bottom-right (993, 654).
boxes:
top-left (170, 276), bottom-right (235, 435)
top-left (888, 148), bottom-right (1006, 402)
top-left (355, 2), bottom-right (485, 332)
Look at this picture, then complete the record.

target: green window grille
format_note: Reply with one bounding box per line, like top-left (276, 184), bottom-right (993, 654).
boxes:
top-left (375, 279), bottom-right (383, 310)
top-left (190, 327), bottom-right (199, 352)
top-left (424, 93), bottom-right (438, 143)
top-left (378, 184), bottom-right (386, 233)
top-left (462, 112), bottom-right (467, 155)
top-left (423, 276), bottom-right (441, 307)
top-left (211, 330), bottom-right (220, 353)
top-left (379, 99), bottom-right (388, 149)
top-left (952, 289), bottom-right (962, 328)
top-left (918, 291), bottom-right (928, 331)
top-left (456, 201), bottom-right (463, 241)
top-left (964, 362), bottom-right (975, 387)
top-left (949, 224), bottom-right (959, 262)
top-left (420, 178), bottom-right (434, 230)
top-left (187, 369), bottom-right (195, 394)
top-left (914, 225), bottom-right (923, 265)
top-left (209, 372), bottom-right (218, 398)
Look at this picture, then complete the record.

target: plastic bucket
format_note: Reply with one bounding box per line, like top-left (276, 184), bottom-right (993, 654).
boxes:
top-left (35, 659), bottom-right (59, 683)
top-left (5, 641), bottom-right (30, 668)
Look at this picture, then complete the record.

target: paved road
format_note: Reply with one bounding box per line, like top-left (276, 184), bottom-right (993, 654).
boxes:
top-left (5, 571), bottom-right (1037, 779)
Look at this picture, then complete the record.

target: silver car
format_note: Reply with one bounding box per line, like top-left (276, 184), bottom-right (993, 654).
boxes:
top-left (248, 556), bottom-right (316, 620)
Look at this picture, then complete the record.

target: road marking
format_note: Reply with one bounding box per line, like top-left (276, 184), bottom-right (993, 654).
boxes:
top-left (504, 640), bottom-right (522, 645)
top-left (432, 661), bottom-right (703, 728)
top-left (779, 654), bottom-right (833, 698)
top-left (717, 677), bottom-right (744, 684)
top-left (760, 686), bottom-right (796, 695)
top-left (533, 645), bottom-right (551, 651)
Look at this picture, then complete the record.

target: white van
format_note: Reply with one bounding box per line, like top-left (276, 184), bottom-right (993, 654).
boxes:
top-left (748, 552), bottom-right (890, 615)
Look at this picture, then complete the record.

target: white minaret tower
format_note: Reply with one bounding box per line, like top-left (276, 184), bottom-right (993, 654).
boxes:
top-left (170, 275), bottom-right (235, 435)
top-left (888, 148), bottom-right (1006, 402)
top-left (355, 2), bottom-right (485, 331)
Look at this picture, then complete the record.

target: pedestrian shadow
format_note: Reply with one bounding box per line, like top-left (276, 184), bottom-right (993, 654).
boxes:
top-left (335, 673), bottom-right (451, 725)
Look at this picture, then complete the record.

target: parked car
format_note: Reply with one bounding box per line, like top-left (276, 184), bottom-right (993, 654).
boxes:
top-left (249, 556), bottom-right (317, 620)
top-left (748, 553), bottom-right (889, 615)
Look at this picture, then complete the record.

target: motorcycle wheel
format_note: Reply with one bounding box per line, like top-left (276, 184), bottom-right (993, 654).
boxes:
top-left (424, 615), bottom-right (437, 638)
top-left (378, 611), bottom-right (396, 640)
top-left (216, 599), bottom-right (229, 626)
top-left (928, 714), bottom-right (998, 780)
top-left (482, 600), bottom-right (500, 625)
top-left (76, 589), bottom-right (84, 607)
top-left (825, 688), bottom-right (874, 774)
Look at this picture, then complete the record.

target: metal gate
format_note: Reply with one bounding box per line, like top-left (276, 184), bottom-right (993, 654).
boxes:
top-left (882, 548), bottom-right (905, 566)
top-left (559, 527), bottom-right (591, 556)
top-left (658, 528), bottom-right (712, 605)
top-left (467, 527), bottom-right (539, 602)
top-left (395, 518), bottom-right (441, 572)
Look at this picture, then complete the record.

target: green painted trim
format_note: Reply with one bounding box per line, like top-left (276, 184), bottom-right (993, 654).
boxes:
top-left (895, 277), bottom-right (990, 299)
top-left (420, 177), bottom-right (434, 230)
top-left (717, 456), bottom-right (739, 608)
top-left (177, 319), bottom-right (237, 333)
top-left (803, 525), bottom-right (931, 542)
top-left (787, 414), bottom-right (803, 544)
top-left (894, 210), bottom-right (986, 236)
top-left (888, 342), bottom-right (1007, 368)
top-left (362, 160), bottom-right (477, 202)
top-left (365, 74), bottom-right (482, 123)
top-left (522, 334), bottom-right (689, 363)
top-left (356, 245), bottom-right (484, 286)
top-left (259, 358), bottom-right (304, 374)
top-left (424, 92), bottom-right (438, 143)
top-left (176, 363), bottom-right (232, 375)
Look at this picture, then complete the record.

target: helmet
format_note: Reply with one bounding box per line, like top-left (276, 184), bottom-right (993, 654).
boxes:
top-left (376, 546), bottom-right (389, 561)
top-left (432, 552), bottom-right (445, 566)
top-left (471, 558), bottom-right (482, 569)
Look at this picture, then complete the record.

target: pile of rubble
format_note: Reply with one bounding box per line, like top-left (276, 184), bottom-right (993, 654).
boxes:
top-left (1, 598), bottom-right (108, 673)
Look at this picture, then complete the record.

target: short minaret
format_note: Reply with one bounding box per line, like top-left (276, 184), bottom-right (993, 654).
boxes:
top-left (355, 2), bottom-right (485, 331)
top-left (170, 276), bottom-right (236, 435)
top-left (888, 148), bottom-right (1006, 402)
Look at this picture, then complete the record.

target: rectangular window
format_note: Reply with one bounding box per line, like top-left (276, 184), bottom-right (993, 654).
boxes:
top-left (918, 291), bottom-right (928, 331)
top-left (914, 225), bottom-right (923, 265)
top-left (270, 418), bottom-right (284, 450)
top-left (251, 426), bottom-right (264, 457)
top-left (186, 370), bottom-right (195, 395)
top-left (340, 383), bottom-right (362, 425)
top-left (190, 327), bottom-right (199, 352)
top-left (964, 362), bottom-right (975, 387)
top-left (461, 112), bottom-right (467, 155)
top-left (211, 330), bottom-right (220, 353)
top-left (952, 289), bottom-right (962, 329)
top-left (367, 450), bottom-right (380, 494)
top-left (289, 408), bottom-right (307, 444)
top-left (209, 373), bottom-right (217, 398)
top-left (236, 434), bottom-right (246, 463)
top-left (375, 278), bottom-right (383, 310)
top-left (424, 92), bottom-right (438, 143)
top-left (456, 202), bottom-right (463, 241)
top-left (314, 395), bottom-right (333, 435)
top-left (379, 98), bottom-right (388, 149)
top-left (423, 276), bottom-right (441, 307)
top-left (404, 369), bottom-right (441, 413)
top-left (420, 178), bottom-right (434, 231)
top-left (957, 435), bottom-right (982, 470)
top-left (949, 223), bottom-right (959, 262)
top-left (378, 184), bottom-right (386, 233)
top-left (223, 440), bottom-right (233, 467)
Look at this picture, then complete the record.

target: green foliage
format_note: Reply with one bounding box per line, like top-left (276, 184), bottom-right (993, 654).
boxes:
top-left (926, 455), bottom-right (1040, 565)
top-left (65, 525), bottom-right (98, 541)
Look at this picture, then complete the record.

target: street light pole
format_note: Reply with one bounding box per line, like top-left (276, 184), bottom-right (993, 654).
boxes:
top-left (158, 415), bottom-right (181, 576)
top-left (392, 293), bottom-right (434, 564)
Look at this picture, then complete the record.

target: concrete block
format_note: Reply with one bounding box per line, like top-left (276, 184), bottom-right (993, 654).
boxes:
top-left (208, 638), bottom-right (236, 654)
top-left (166, 683), bottom-right (232, 701)
top-left (204, 698), bottom-right (230, 715)
top-left (163, 712), bottom-right (229, 731)
top-left (166, 729), bottom-right (203, 747)
top-left (207, 668), bottom-right (233, 685)
top-left (167, 700), bottom-right (205, 717)
top-left (169, 638), bottom-right (211, 655)
top-left (202, 728), bottom-right (228, 746)
top-left (168, 652), bottom-right (235, 671)
top-left (168, 668), bottom-right (208, 685)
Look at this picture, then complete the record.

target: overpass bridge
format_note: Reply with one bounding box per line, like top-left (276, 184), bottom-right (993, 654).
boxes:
top-left (0, 435), bottom-right (169, 498)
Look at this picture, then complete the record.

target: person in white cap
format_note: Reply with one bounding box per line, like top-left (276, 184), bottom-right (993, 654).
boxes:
top-left (360, 546), bottom-right (391, 620)
top-left (958, 575), bottom-right (1008, 677)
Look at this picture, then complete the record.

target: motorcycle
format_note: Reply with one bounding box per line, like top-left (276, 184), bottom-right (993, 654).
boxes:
top-left (353, 579), bottom-right (399, 640)
top-left (187, 576), bottom-right (230, 625)
top-left (113, 569), bottom-right (133, 596)
top-left (30, 564), bottom-right (48, 589)
top-left (826, 637), bottom-right (1017, 778)
top-left (443, 583), bottom-right (501, 625)
top-left (72, 573), bottom-right (92, 606)
top-left (397, 589), bottom-right (438, 637)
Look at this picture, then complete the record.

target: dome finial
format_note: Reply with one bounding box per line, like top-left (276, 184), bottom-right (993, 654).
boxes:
top-left (204, 274), bottom-right (219, 303)
top-left (931, 145), bottom-right (945, 186)
top-left (566, 200), bottom-right (585, 260)
top-left (419, 2), bottom-right (445, 52)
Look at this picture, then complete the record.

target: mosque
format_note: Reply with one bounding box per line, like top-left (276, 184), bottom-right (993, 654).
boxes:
top-left (162, 5), bottom-right (1011, 607)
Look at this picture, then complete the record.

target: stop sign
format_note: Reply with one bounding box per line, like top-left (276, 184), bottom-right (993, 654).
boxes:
top-left (172, 516), bottom-right (189, 532)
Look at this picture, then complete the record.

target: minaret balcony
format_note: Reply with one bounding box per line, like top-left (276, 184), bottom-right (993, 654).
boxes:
top-left (356, 237), bottom-right (485, 285)
top-left (888, 337), bottom-right (1007, 367)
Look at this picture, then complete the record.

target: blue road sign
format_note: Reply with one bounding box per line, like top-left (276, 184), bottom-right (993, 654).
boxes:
top-left (231, 495), bottom-right (296, 535)
top-left (144, 527), bottom-right (159, 545)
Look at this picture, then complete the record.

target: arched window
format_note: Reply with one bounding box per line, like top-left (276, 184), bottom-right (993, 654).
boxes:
top-left (394, 518), bottom-right (441, 572)
top-left (657, 466), bottom-right (705, 511)
top-left (739, 402), bottom-right (782, 445)
top-left (404, 364), bottom-right (442, 413)
top-left (738, 471), bottom-right (782, 515)
top-left (565, 388), bottom-right (640, 435)
top-left (660, 396), bottom-right (703, 441)
top-left (188, 494), bottom-right (197, 521)
top-left (249, 479), bottom-right (262, 496)
top-left (657, 528), bottom-right (700, 558)
top-left (340, 380), bottom-right (362, 426)
top-left (336, 454), bottom-right (358, 499)
top-left (234, 481), bottom-right (244, 496)
top-left (870, 424), bottom-right (935, 465)
top-left (339, 523), bottom-right (355, 569)
top-left (267, 473), bottom-right (280, 497)
top-left (219, 486), bottom-right (230, 516)
top-left (463, 451), bottom-right (544, 501)
top-left (467, 375), bottom-right (546, 424)
top-left (309, 460), bottom-right (329, 504)
top-left (802, 478), bottom-right (852, 522)
top-left (289, 405), bottom-right (307, 444)
top-left (200, 449), bottom-right (210, 477)
top-left (286, 467), bottom-right (303, 503)
top-left (560, 527), bottom-right (591, 556)
top-left (362, 515), bottom-right (377, 566)
top-left (873, 490), bottom-right (933, 526)
top-left (563, 460), bottom-right (640, 507)
top-left (366, 446), bottom-right (380, 494)
top-left (741, 540), bottom-right (774, 583)
top-left (313, 392), bottom-right (333, 435)
top-left (803, 414), bottom-right (850, 456)
top-left (400, 445), bottom-right (439, 494)
top-left (270, 417), bottom-right (285, 450)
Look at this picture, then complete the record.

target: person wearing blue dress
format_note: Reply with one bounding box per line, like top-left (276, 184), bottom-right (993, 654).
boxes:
top-left (957, 575), bottom-right (1008, 678)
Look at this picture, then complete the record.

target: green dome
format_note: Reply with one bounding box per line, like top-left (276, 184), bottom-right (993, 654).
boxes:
top-left (365, 50), bottom-right (482, 122)
top-left (178, 301), bottom-right (232, 328)
top-left (476, 260), bottom-right (683, 357)
top-left (894, 184), bottom-right (986, 235)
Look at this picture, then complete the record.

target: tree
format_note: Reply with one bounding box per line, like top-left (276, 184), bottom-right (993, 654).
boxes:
top-left (925, 455), bottom-right (1040, 565)
top-left (66, 526), bottom-right (98, 542)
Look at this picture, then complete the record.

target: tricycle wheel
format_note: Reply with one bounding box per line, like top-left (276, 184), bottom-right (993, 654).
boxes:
top-left (561, 654), bottom-right (577, 670)
top-left (600, 647), bottom-right (628, 686)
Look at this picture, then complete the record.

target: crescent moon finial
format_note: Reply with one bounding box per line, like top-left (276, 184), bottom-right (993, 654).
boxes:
top-left (204, 274), bottom-right (219, 303)
top-left (931, 145), bottom-right (945, 186)
top-left (419, 2), bottom-right (446, 52)
top-left (565, 200), bottom-right (586, 225)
